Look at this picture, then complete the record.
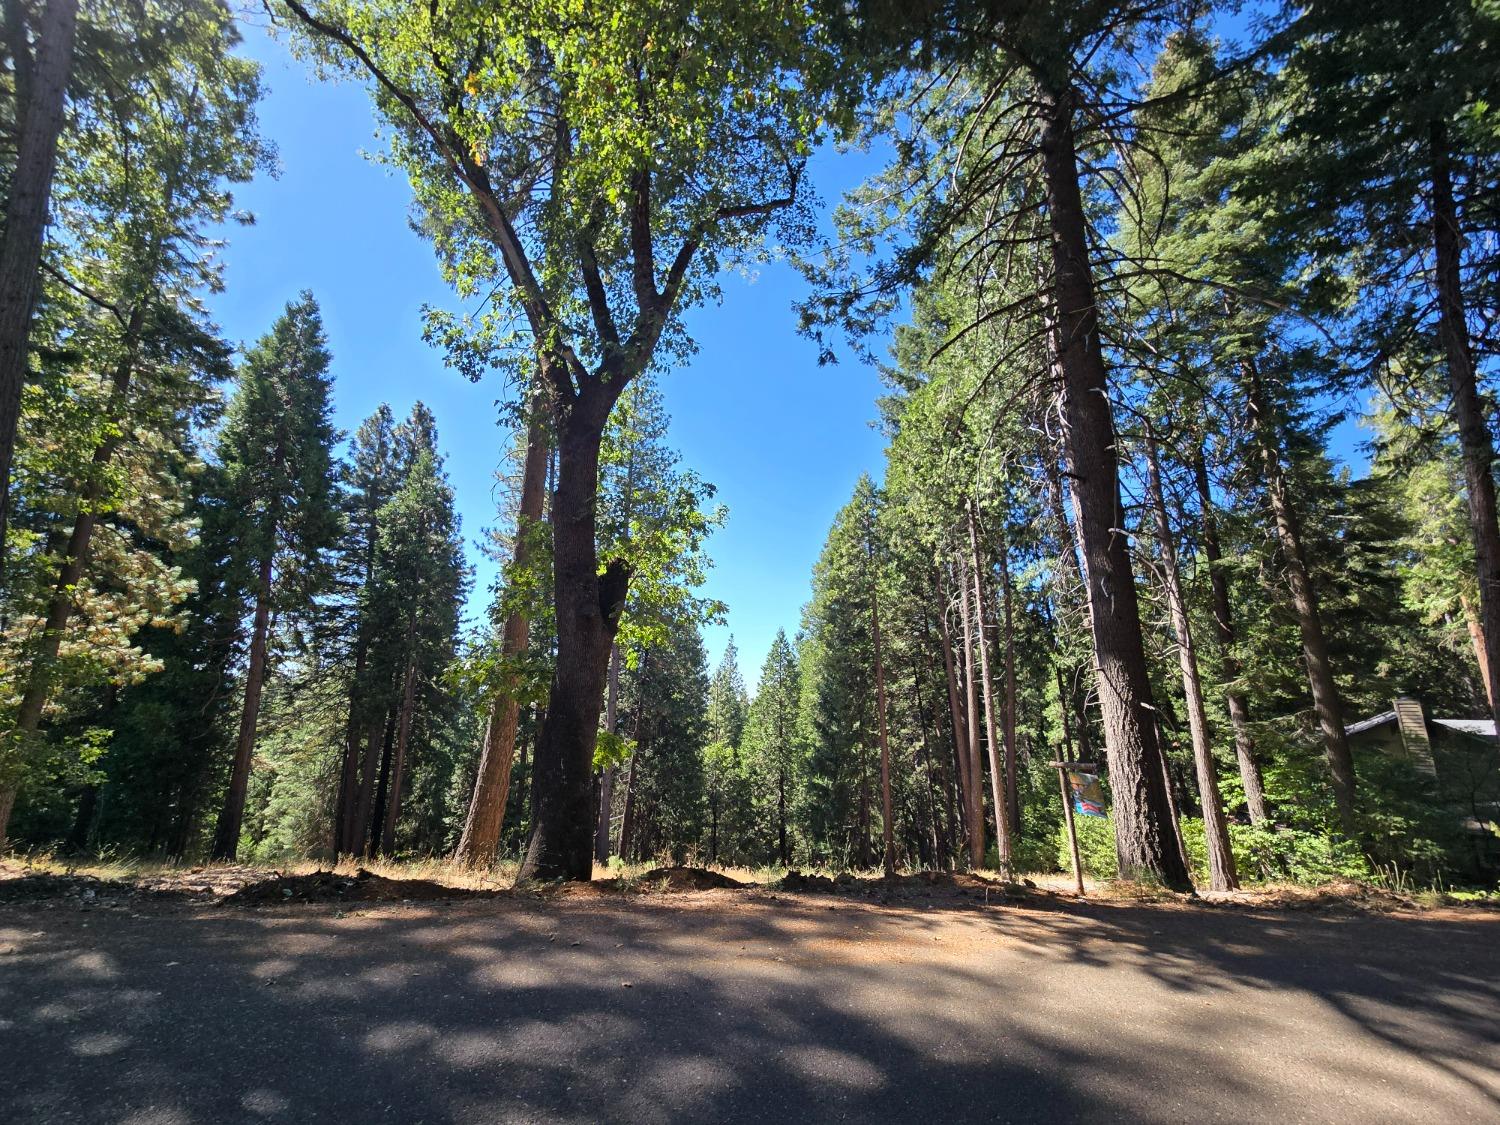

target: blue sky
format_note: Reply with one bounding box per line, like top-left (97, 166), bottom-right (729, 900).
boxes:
top-left (208, 19), bottom-right (890, 687)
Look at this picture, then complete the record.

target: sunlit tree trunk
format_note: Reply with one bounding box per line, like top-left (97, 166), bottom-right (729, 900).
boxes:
top-left (1192, 444), bottom-right (1268, 824)
top-left (935, 568), bottom-right (969, 862)
top-left (1242, 353), bottom-right (1356, 835)
top-left (211, 547), bottom-right (275, 861)
top-left (519, 385), bottom-right (630, 882)
top-left (1431, 118), bottom-right (1500, 739)
top-left (872, 567), bottom-right (894, 875)
top-left (1038, 86), bottom-right (1189, 888)
top-left (1144, 430), bottom-right (1237, 890)
top-left (996, 526), bottom-right (1020, 837)
top-left (969, 502), bottom-right (1013, 873)
top-left (956, 552), bottom-right (986, 868)
top-left (0, 0), bottom-right (78, 573)
top-left (457, 411), bottom-right (550, 866)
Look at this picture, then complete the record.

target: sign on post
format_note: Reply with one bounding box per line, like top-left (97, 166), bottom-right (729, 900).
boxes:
top-left (1067, 770), bottom-right (1106, 818)
top-left (1051, 760), bottom-right (1101, 897)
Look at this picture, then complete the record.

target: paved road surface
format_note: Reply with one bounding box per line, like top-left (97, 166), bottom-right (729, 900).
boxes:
top-left (2, 890), bottom-right (1497, 1123)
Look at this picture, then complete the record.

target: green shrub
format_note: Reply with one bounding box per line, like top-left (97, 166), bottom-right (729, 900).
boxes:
top-left (1054, 815), bottom-right (1371, 887)
top-left (1056, 814), bottom-right (1117, 879)
top-left (1228, 822), bottom-right (1368, 884)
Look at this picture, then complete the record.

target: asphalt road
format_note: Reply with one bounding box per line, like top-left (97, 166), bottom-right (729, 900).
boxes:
top-left (2, 890), bottom-right (1497, 1123)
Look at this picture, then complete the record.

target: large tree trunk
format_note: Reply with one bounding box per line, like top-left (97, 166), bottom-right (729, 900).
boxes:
top-left (378, 627), bottom-right (419, 856)
top-left (1460, 593), bottom-right (1493, 711)
top-left (455, 413), bottom-right (550, 866)
top-left (910, 643), bottom-right (951, 868)
top-left (969, 502), bottom-right (1014, 873)
top-left (593, 640), bottom-right (623, 866)
top-left (333, 639), bottom-right (370, 856)
top-left (334, 473), bottom-right (385, 856)
top-left (0, 784), bottom-right (15, 853)
top-left (956, 553), bottom-right (986, 868)
top-left (996, 524), bottom-right (1020, 837)
top-left (871, 565), bottom-right (895, 875)
top-left (1430, 119), bottom-right (1500, 737)
top-left (211, 551), bottom-right (275, 861)
top-left (1038, 87), bottom-right (1190, 889)
top-left (864, 741), bottom-right (876, 870)
top-left (1242, 353), bottom-right (1357, 835)
top-left (619, 744), bottom-right (640, 863)
top-left (517, 391), bottom-right (628, 883)
top-left (1043, 458), bottom-right (1098, 760)
top-left (366, 707), bottom-right (397, 858)
top-left (935, 568), bottom-right (969, 863)
top-left (0, 0), bottom-right (78, 572)
top-left (350, 714), bottom-right (384, 854)
top-left (1145, 432), bottom-right (1237, 890)
top-left (1192, 444), bottom-right (1268, 824)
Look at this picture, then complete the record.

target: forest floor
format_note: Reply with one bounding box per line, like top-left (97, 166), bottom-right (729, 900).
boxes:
top-left (1, 859), bottom-right (1497, 1123)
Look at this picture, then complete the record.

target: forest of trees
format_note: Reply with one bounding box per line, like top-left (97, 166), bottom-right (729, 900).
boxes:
top-left (0, 0), bottom-right (1497, 892)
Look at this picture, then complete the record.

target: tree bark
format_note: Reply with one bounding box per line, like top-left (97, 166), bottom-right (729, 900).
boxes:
top-left (333, 636), bottom-right (371, 856)
top-left (871, 561), bottom-right (895, 875)
top-left (593, 640), bottom-right (623, 866)
top-left (378, 625), bottom-right (419, 856)
top-left (996, 524), bottom-right (1020, 837)
top-left (969, 502), bottom-right (1014, 873)
top-left (335, 455), bottom-right (389, 856)
top-left (455, 412), bottom-right (550, 866)
top-left (211, 550), bottom-right (274, 861)
top-left (1430, 118), bottom-right (1500, 737)
top-left (366, 707), bottom-right (397, 858)
top-left (619, 744), bottom-right (640, 863)
top-left (910, 643), bottom-right (950, 868)
top-left (1460, 593), bottom-right (1493, 711)
top-left (1038, 87), bottom-right (1190, 889)
top-left (351, 713), bottom-right (384, 855)
top-left (956, 553), bottom-right (986, 868)
top-left (856, 739), bottom-right (872, 868)
top-left (0, 783), bottom-right (15, 853)
top-left (1192, 444), bottom-right (1268, 824)
top-left (0, 0), bottom-right (78, 573)
top-left (1045, 458), bottom-right (1099, 767)
top-left (517, 388), bottom-right (629, 883)
top-left (1145, 431), bottom-right (1237, 890)
top-left (1242, 353), bottom-right (1357, 835)
top-left (935, 568), bottom-right (969, 862)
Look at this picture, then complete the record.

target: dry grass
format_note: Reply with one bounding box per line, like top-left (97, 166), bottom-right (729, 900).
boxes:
top-left (6, 852), bottom-right (1487, 914)
top-left (3, 851), bottom-right (519, 894)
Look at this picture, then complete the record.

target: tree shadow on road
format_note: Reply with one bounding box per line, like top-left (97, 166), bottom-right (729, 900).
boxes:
top-left (1, 891), bottom-right (1496, 1123)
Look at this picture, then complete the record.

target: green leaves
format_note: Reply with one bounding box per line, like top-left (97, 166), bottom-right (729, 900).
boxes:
top-left (593, 728), bottom-right (636, 771)
top-left (285, 0), bottom-right (837, 379)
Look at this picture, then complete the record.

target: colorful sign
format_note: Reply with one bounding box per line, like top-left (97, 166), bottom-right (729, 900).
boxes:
top-left (1067, 771), bottom-right (1106, 818)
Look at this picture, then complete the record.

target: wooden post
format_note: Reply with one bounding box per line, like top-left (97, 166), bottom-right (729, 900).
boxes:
top-left (1052, 760), bottom-right (1095, 897)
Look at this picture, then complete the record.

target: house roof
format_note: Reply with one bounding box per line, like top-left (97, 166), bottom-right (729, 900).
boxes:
top-left (1433, 718), bottom-right (1498, 738)
top-left (1343, 711), bottom-right (1498, 740)
top-left (1344, 711), bottom-right (1396, 736)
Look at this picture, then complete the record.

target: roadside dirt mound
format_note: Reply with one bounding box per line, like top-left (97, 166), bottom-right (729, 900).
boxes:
top-left (221, 868), bottom-right (499, 906)
top-left (1197, 879), bottom-right (1419, 914)
top-left (777, 870), bottom-right (838, 892)
top-left (777, 868), bottom-right (1036, 900)
top-left (637, 866), bottom-right (746, 891)
top-left (0, 870), bottom-right (188, 906)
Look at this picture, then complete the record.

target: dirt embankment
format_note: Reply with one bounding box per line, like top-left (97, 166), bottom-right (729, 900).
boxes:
top-left (0, 859), bottom-right (1483, 915)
